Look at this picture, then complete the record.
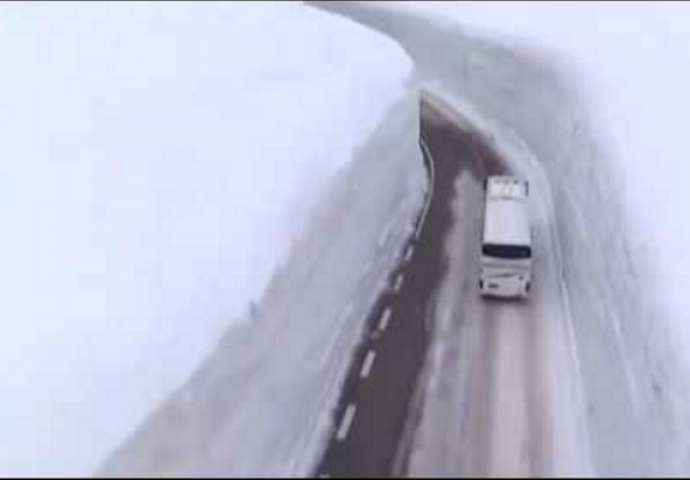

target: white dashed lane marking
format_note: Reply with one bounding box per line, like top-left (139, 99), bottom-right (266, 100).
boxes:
top-left (404, 244), bottom-right (414, 262)
top-left (378, 307), bottom-right (392, 332)
top-left (393, 273), bottom-right (404, 292)
top-left (336, 404), bottom-right (357, 442)
top-left (360, 350), bottom-right (377, 379)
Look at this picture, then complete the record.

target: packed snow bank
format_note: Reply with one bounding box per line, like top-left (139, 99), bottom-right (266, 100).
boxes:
top-left (0, 2), bottom-right (421, 476)
top-left (99, 81), bottom-right (425, 478)
top-left (315, 1), bottom-right (690, 476)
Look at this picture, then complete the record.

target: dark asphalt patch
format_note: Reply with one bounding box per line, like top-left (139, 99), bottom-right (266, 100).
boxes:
top-left (315, 98), bottom-right (506, 478)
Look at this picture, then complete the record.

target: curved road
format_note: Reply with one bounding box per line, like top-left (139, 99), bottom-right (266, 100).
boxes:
top-left (316, 97), bottom-right (591, 477)
top-left (316, 98), bottom-right (504, 477)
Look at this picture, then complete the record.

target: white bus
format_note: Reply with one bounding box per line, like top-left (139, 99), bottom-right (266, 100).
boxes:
top-left (479, 176), bottom-right (532, 298)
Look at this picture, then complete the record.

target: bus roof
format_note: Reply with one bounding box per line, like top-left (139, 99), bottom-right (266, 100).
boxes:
top-left (483, 177), bottom-right (530, 247)
top-left (487, 176), bottom-right (528, 199)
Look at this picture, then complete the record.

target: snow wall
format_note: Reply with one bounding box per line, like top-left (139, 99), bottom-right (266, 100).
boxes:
top-left (98, 71), bottom-right (426, 477)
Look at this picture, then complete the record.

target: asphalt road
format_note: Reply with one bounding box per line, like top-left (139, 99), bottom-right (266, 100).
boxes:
top-left (315, 98), bottom-right (505, 478)
top-left (93, 91), bottom-right (591, 478)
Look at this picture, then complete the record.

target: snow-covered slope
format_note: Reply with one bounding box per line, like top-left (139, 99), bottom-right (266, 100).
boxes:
top-left (0, 3), bottom-right (422, 476)
top-left (99, 91), bottom-right (425, 478)
top-left (397, 2), bottom-right (690, 363)
top-left (315, 1), bottom-right (690, 476)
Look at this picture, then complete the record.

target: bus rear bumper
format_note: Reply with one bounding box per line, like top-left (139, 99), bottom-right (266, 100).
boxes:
top-left (479, 276), bottom-right (530, 298)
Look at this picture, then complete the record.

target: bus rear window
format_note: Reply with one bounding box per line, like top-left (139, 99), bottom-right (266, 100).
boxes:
top-left (482, 243), bottom-right (532, 259)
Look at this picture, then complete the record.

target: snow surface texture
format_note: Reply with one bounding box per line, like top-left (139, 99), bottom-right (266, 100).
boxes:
top-left (0, 2), bottom-right (420, 476)
top-left (99, 88), bottom-right (425, 478)
top-left (315, 1), bottom-right (690, 476)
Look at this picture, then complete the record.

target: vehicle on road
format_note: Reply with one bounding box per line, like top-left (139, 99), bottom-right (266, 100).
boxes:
top-left (479, 176), bottom-right (532, 298)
